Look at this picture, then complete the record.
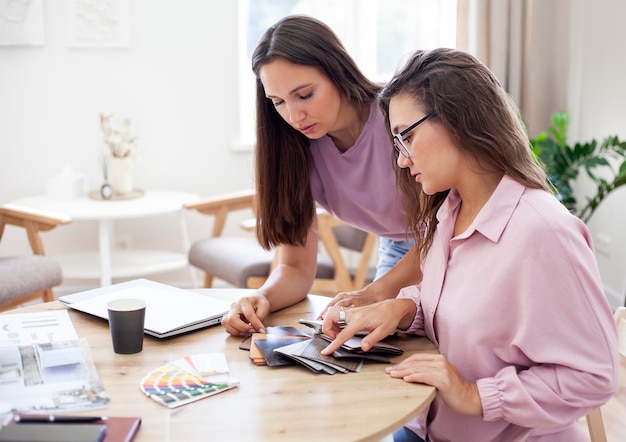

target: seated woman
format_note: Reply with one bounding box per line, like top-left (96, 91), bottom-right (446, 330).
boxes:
top-left (321, 48), bottom-right (618, 442)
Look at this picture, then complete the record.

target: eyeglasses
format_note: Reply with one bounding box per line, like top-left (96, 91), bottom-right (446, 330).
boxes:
top-left (393, 111), bottom-right (435, 158)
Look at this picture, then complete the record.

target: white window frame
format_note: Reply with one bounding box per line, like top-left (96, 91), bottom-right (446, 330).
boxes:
top-left (232, 0), bottom-right (456, 152)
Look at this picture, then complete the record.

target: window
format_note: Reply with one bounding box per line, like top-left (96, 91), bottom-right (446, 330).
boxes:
top-left (234, 0), bottom-right (457, 150)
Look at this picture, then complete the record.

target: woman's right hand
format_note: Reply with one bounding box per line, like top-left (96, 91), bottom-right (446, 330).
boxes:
top-left (320, 298), bottom-right (415, 355)
top-left (221, 293), bottom-right (271, 336)
top-left (221, 217), bottom-right (321, 336)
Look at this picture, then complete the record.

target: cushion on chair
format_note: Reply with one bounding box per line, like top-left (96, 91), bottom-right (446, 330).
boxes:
top-left (189, 237), bottom-right (335, 287)
top-left (330, 225), bottom-right (377, 280)
top-left (0, 256), bottom-right (62, 303)
top-left (333, 225), bottom-right (368, 251)
top-left (315, 255), bottom-right (334, 279)
top-left (189, 237), bottom-right (274, 287)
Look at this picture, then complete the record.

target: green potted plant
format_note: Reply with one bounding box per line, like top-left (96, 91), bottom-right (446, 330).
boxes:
top-left (530, 111), bottom-right (626, 223)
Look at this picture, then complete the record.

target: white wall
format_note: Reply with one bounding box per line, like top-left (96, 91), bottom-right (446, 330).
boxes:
top-left (568, 0), bottom-right (626, 308)
top-left (1, 0), bottom-right (625, 306)
top-left (0, 1), bottom-right (257, 292)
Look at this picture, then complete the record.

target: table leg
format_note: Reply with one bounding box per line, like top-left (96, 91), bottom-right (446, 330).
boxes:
top-left (177, 211), bottom-right (198, 287)
top-left (98, 219), bottom-right (113, 286)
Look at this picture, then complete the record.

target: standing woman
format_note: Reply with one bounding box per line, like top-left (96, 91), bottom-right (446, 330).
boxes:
top-left (221, 15), bottom-right (420, 336)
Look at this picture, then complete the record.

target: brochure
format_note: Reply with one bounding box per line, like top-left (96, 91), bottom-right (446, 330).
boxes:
top-left (0, 338), bottom-right (109, 413)
top-left (0, 310), bottom-right (109, 413)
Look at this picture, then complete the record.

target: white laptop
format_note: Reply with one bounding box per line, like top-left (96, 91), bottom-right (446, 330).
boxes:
top-left (59, 278), bottom-right (231, 338)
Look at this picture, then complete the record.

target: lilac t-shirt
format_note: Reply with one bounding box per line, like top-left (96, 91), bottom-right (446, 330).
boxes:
top-left (308, 103), bottom-right (407, 240)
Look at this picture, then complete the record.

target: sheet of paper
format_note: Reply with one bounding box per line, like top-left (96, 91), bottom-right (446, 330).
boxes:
top-left (0, 310), bottom-right (78, 346)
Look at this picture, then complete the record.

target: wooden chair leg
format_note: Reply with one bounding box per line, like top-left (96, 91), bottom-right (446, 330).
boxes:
top-left (246, 276), bottom-right (267, 289)
top-left (42, 287), bottom-right (54, 302)
top-left (0, 291), bottom-right (48, 312)
top-left (204, 273), bottom-right (214, 288)
top-left (585, 408), bottom-right (607, 442)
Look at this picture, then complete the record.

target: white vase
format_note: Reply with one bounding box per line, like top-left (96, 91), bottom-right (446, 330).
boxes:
top-left (109, 156), bottom-right (134, 195)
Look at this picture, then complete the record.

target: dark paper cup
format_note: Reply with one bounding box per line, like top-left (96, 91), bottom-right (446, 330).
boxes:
top-left (107, 298), bottom-right (146, 354)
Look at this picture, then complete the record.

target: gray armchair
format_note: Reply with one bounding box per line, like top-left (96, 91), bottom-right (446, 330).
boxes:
top-left (0, 205), bottom-right (71, 312)
top-left (184, 189), bottom-right (377, 296)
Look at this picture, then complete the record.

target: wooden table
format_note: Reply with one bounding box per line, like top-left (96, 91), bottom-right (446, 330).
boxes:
top-left (6, 290), bottom-right (437, 442)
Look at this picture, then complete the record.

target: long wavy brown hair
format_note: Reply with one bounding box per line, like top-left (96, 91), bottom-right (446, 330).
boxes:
top-left (378, 48), bottom-right (550, 259)
top-left (251, 15), bottom-right (381, 250)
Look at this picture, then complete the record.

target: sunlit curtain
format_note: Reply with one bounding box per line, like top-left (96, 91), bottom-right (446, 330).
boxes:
top-left (456, 0), bottom-right (570, 136)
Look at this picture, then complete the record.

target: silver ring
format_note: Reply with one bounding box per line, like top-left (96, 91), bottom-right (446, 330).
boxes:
top-left (338, 306), bottom-right (347, 329)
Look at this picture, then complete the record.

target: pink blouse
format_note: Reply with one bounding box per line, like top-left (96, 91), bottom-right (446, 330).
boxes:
top-left (398, 175), bottom-right (618, 441)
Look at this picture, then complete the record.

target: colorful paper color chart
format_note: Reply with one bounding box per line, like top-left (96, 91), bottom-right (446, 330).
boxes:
top-left (140, 354), bottom-right (239, 408)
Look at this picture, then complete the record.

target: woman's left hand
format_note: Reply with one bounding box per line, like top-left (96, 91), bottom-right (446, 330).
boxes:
top-left (386, 353), bottom-right (483, 416)
top-left (317, 286), bottom-right (389, 320)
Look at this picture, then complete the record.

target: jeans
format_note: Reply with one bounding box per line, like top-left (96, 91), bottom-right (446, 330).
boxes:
top-left (393, 427), bottom-right (426, 442)
top-left (375, 237), bottom-right (416, 280)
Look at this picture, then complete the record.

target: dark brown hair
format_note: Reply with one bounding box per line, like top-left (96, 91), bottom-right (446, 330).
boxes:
top-left (252, 15), bottom-right (381, 249)
top-left (378, 48), bottom-right (549, 259)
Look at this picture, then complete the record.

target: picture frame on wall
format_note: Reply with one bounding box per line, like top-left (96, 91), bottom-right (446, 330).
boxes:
top-left (65, 0), bottom-right (130, 49)
top-left (0, 0), bottom-right (46, 47)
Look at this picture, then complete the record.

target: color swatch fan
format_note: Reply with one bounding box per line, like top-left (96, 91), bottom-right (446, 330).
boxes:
top-left (140, 353), bottom-right (239, 408)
